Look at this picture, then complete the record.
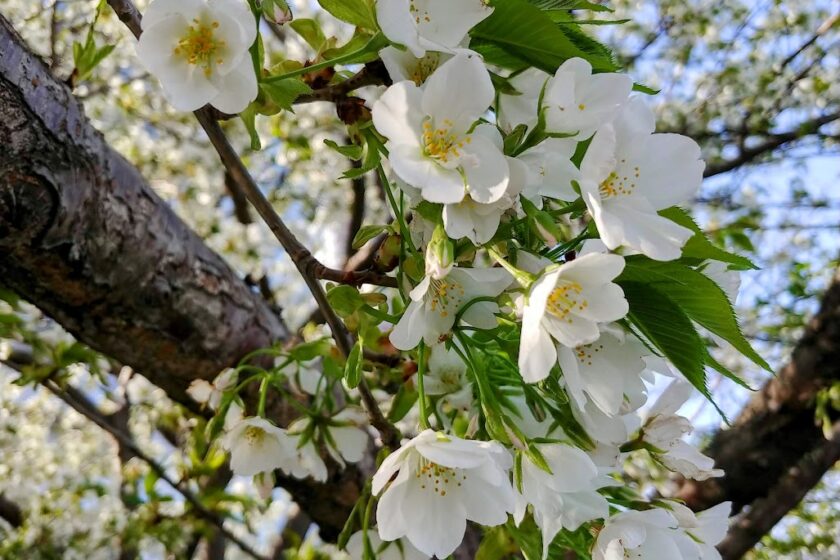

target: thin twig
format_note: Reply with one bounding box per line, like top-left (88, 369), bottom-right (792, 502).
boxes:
top-left (105, 0), bottom-right (400, 447)
top-left (42, 380), bottom-right (271, 560)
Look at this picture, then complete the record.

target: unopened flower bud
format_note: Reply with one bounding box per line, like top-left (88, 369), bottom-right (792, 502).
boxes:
top-left (425, 224), bottom-right (454, 280)
top-left (263, 0), bottom-right (292, 25)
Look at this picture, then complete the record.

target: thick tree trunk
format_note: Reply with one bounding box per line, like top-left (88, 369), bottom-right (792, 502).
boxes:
top-left (680, 267), bottom-right (840, 558)
top-left (0, 16), bottom-right (287, 404)
top-left (0, 14), bottom-right (362, 538)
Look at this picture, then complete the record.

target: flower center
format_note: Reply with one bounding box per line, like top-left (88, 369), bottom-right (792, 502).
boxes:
top-left (428, 277), bottom-right (466, 320)
top-left (415, 460), bottom-right (467, 496)
top-left (244, 426), bottom-right (266, 445)
top-left (409, 1), bottom-right (432, 24)
top-left (598, 164), bottom-right (641, 199)
top-left (546, 280), bottom-right (588, 322)
top-left (410, 52), bottom-right (441, 85)
top-left (422, 119), bottom-right (471, 165)
top-left (173, 19), bottom-right (226, 77)
top-left (575, 342), bottom-right (603, 366)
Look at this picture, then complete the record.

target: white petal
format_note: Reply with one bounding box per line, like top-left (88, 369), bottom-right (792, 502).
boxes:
top-left (373, 82), bottom-right (426, 148)
top-left (390, 300), bottom-right (426, 350)
top-left (422, 53), bottom-right (493, 132)
top-left (330, 426), bottom-right (369, 464)
top-left (463, 134), bottom-right (510, 204)
top-left (209, 55), bottom-right (257, 113)
top-left (388, 144), bottom-right (466, 203)
top-left (142, 0), bottom-right (203, 29)
top-left (420, 0), bottom-right (494, 49)
top-left (377, 0), bottom-right (425, 57)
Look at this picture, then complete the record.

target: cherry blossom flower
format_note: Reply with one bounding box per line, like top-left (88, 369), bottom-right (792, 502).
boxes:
top-left (376, 0), bottom-right (493, 57)
top-left (668, 501), bottom-right (733, 560)
top-left (345, 530), bottom-right (426, 560)
top-left (442, 151), bottom-right (525, 244)
top-left (390, 264), bottom-right (511, 350)
top-left (580, 98), bottom-right (705, 261)
top-left (373, 430), bottom-right (514, 557)
top-left (136, 0), bottom-right (258, 113)
top-left (543, 58), bottom-right (633, 138)
top-left (372, 53), bottom-right (510, 205)
top-left (220, 417), bottom-right (297, 477)
top-left (514, 444), bottom-right (609, 558)
top-left (557, 326), bottom-right (650, 417)
top-left (186, 368), bottom-right (237, 409)
top-left (516, 138), bottom-right (580, 205)
top-left (641, 381), bottom-right (723, 480)
top-left (519, 253), bottom-right (629, 383)
top-left (593, 508), bottom-right (699, 560)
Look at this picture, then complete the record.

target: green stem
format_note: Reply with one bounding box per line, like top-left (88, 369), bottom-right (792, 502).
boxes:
top-left (257, 374), bottom-right (269, 417)
top-left (264, 32), bottom-right (386, 83)
top-left (416, 341), bottom-right (431, 430)
top-left (361, 485), bottom-right (376, 560)
top-left (487, 246), bottom-right (536, 288)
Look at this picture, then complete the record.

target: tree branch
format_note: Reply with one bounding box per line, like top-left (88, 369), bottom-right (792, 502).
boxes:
top-left (703, 111), bottom-right (840, 177)
top-left (717, 422), bottom-right (840, 560)
top-left (680, 265), bottom-right (840, 534)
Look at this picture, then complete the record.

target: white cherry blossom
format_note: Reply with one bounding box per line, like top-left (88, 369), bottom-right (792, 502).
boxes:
top-left (376, 0), bottom-right (493, 57)
top-left (516, 138), bottom-right (580, 205)
top-left (136, 0), bottom-right (258, 113)
top-left (498, 68), bottom-right (551, 133)
top-left (514, 444), bottom-right (609, 558)
top-left (380, 47), bottom-right (449, 85)
top-left (220, 417), bottom-right (297, 477)
top-left (544, 58), bottom-right (633, 138)
top-left (373, 430), bottom-right (514, 558)
top-left (580, 97), bottom-right (705, 261)
top-left (641, 381), bottom-right (723, 480)
top-left (372, 53), bottom-right (510, 205)
top-left (345, 530), bottom-right (426, 560)
top-left (668, 501), bottom-right (732, 560)
top-left (442, 153), bottom-right (525, 244)
top-left (593, 508), bottom-right (700, 560)
top-left (519, 253), bottom-right (629, 383)
top-left (557, 326), bottom-right (650, 417)
top-left (186, 367), bottom-right (236, 409)
top-left (390, 264), bottom-right (511, 350)
top-left (422, 343), bottom-right (473, 415)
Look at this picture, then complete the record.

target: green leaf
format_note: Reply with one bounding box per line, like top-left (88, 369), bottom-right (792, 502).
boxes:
top-left (660, 207), bottom-right (757, 270)
top-left (259, 78), bottom-right (312, 111)
top-left (288, 338), bottom-right (331, 362)
top-left (343, 339), bottom-right (363, 389)
top-left (620, 257), bottom-right (771, 372)
top-left (326, 285), bottom-right (366, 317)
top-left (633, 82), bottom-right (661, 95)
top-left (324, 139), bottom-right (364, 160)
top-left (620, 281), bottom-right (708, 396)
top-left (352, 224), bottom-right (388, 249)
top-left (704, 348), bottom-right (755, 391)
top-left (388, 384), bottom-right (419, 422)
top-left (470, 0), bottom-right (616, 73)
top-left (240, 105), bottom-right (262, 150)
top-left (528, 0), bottom-right (612, 11)
top-left (289, 18), bottom-right (328, 51)
top-left (317, 0), bottom-right (376, 29)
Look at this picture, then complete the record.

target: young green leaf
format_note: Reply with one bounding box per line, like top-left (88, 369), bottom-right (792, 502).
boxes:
top-left (470, 0), bottom-right (616, 73)
top-left (620, 281), bottom-right (708, 397)
top-left (317, 0), bottom-right (377, 29)
top-left (660, 207), bottom-right (757, 270)
top-left (344, 338), bottom-right (364, 388)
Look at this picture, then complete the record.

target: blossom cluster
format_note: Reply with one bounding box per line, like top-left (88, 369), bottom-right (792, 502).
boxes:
top-left (135, 0), bottom-right (747, 559)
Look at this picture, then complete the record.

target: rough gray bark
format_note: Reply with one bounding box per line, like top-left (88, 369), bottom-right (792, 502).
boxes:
top-left (0, 13), bottom-right (370, 539)
top-left (680, 267), bottom-right (840, 558)
top-left (0, 15), bottom-right (286, 405)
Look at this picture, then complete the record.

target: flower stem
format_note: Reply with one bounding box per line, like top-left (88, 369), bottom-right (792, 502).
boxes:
top-left (263, 33), bottom-right (387, 83)
top-left (257, 374), bottom-right (269, 417)
top-left (487, 245), bottom-right (536, 288)
top-left (416, 341), bottom-right (431, 430)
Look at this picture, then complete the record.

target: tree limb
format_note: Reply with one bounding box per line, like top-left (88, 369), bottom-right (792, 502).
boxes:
top-left (679, 266), bottom-right (840, 548)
